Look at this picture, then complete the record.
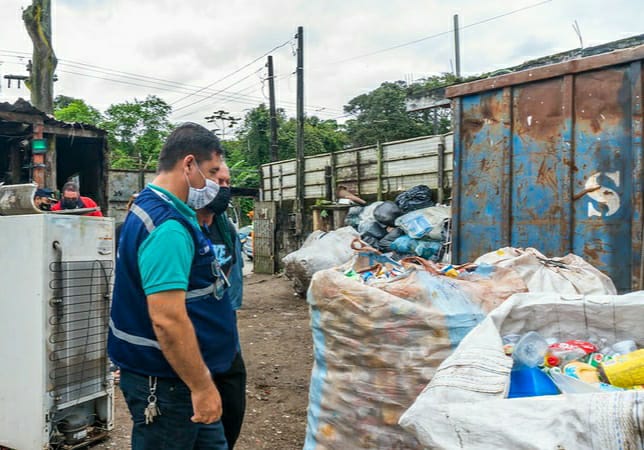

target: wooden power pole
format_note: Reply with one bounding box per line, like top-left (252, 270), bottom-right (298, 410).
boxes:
top-left (267, 55), bottom-right (279, 162)
top-left (295, 26), bottom-right (305, 238)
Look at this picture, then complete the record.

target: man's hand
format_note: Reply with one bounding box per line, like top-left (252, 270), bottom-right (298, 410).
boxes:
top-left (148, 290), bottom-right (222, 423)
top-left (190, 383), bottom-right (223, 424)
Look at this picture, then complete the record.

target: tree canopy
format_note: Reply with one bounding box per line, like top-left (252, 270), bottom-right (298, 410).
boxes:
top-left (343, 77), bottom-right (452, 147)
top-left (101, 95), bottom-right (173, 170)
top-left (53, 97), bottom-right (102, 125)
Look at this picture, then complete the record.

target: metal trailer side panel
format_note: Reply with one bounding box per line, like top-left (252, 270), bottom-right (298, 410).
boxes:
top-left (452, 58), bottom-right (643, 292)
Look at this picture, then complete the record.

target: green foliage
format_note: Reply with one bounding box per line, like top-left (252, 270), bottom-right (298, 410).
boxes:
top-left (53, 95), bottom-right (78, 110)
top-left (101, 95), bottom-right (173, 170)
top-left (343, 75), bottom-right (456, 147)
top-left (219, 139), bottom-right (259, 188)
top-left (343, 81), bottom-right (425, 147)
top-left (278, 117), bottom-right (347, 160)
top-left (226, 104), bottom-right (348, 176)
top-left (54, 98), bottom-right (102, 125)
top-left (405, 73), bottom-right (460, 99)
top-left (237, 197), bottom-right (255, 225)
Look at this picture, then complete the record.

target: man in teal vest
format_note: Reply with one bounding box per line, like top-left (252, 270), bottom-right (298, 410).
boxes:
top-left (108, 122), bottom-right (238, 450)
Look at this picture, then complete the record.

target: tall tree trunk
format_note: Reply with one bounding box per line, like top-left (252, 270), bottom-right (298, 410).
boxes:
top-left (23, 0), bottom-right (57, 114)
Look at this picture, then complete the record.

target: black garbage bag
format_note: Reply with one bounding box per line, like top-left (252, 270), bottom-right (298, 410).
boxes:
top-left (378, 227), bottom-right (405, 252)
top-left (395, 185), bottom-right (435, 213)
top-left (358, 219), bottom-right (387, 239)
top-left (373, 201), bottom-right (402, 227)
top-left (344, 206), bottom-right (364, 229)
top-left (360, 233), bottom-right (381, 250)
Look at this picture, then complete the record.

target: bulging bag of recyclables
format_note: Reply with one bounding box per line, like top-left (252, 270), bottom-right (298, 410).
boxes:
top-left (395, 205), bottom-right (450, 240)
top-left (399, 292), bottom-right (644, 450)
top-left (282, 226), bottom-right (359, 296)
top-left (475, 247), bottom-right (617, 295)
top-left (303, 246), bottom-right (529, 449)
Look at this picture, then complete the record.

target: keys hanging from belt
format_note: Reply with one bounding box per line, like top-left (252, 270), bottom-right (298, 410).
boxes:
top-left (144, 376), bottom-right (161, 424)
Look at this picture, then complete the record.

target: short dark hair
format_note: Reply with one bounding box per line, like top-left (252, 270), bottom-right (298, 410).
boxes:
top-left (62, 181), bottom-right (80, 194)
top-left (158, 122), bottom-right (224, 172)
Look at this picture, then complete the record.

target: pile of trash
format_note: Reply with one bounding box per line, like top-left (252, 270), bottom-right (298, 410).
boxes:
top-left (344, 185), bottom-right (450, 262)
top-left (303, 245), bottom-right (528, 449)
top-left (400, 292), bottom-right (644, 450)
top-left (303, 242), bottom-right (622, 449)
top-left (283, 185), bottom-right (450, 296)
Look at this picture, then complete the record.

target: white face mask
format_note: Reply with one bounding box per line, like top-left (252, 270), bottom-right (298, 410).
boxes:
top-left (186, 166), bottom-right (220, 210)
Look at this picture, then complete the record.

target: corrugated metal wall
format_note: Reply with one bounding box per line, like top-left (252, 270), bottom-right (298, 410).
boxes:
top-left (449, 47), bottom-right (643, 292)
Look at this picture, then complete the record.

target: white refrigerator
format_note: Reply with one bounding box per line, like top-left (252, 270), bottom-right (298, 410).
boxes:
top-left (0, 214), bottom-right (115, 450)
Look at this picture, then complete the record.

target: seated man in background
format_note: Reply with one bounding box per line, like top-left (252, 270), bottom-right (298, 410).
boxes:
top-left (33, 188), bottom-right (56, 211)
top-left (51, 181), bottom-right (103, 216)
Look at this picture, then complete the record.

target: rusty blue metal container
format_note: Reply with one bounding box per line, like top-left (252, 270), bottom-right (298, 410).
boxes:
top-left (447, 44), bottom-right (643, 292)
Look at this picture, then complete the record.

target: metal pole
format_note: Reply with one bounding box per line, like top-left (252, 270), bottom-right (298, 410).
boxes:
top-left (453, 14), bottom-right (461, 78)
top-left (296, 26), bottom-right (305, 237)
top-left (376, 141), bottom-right (383, 201)
top-left (267, 55), bottom-right (279, 162)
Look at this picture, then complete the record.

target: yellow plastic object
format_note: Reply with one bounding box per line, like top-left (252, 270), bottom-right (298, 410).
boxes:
top-left (599, 349), bottom-right (644, 388)
top-left (563, 361), bottom-right (600, 384)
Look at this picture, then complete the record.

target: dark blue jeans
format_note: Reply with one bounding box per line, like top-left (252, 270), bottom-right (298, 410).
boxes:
top-left (120, 370), bottom-right (228, 450)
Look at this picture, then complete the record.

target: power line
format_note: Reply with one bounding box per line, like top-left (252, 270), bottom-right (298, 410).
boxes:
top-left (322, 0), bottom-right (553, 65)
top-left (0, 52), bottom-right (345, 115)
top-left (170, 38), bottom-right (294, 107)
top-left (1, 47), bottom-right (286, 97)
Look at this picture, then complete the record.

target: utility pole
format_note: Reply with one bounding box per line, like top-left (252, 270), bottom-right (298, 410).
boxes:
top-left (23, 0), bottom-right (57, 190)
top-left (295, 26), bottom-right (305, 239)
top-left (453, 14), bottom-right (461, 78)
top-left (23, 0), bottom-right (57, 114)
top-left (267, 55), bottom-right (279, 162)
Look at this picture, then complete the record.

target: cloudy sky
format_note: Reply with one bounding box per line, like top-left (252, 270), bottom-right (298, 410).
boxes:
top-left (0, 0), bottom-right (641, 128)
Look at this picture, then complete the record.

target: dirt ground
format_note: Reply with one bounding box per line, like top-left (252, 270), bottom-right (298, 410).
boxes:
top-left (94, 272), bottom-right (313, 450)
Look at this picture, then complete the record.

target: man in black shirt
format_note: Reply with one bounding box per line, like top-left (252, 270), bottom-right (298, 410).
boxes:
top-left (197, 161), bottom-right (246, 450)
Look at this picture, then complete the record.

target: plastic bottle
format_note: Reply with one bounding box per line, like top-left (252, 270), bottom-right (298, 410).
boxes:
top-left (544, 347), bottom-right (587, 367)
top-left (544, 341), bottom-right (594, 367)
top-left (513, 332), bottom-right (549, 368)
top-left (611, 340), bottom-right (637, 355)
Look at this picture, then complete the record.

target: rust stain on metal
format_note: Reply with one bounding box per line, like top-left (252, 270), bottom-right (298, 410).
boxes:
top-left (575, 69), bottom-right (629, 134)
top-left (535, 158), bottom-right (558, 190)
top-left (583, 243), bottom-right (601, 262)
top-left (462, 94), bottom-right (503, 150)
top-left (514, 80), bottom-right (565, 141)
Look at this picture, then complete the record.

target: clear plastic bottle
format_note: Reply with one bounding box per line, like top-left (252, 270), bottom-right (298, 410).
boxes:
top-left (544, 347), bottom-right (587, 367)
top-left (513, 331), bottom-right (549, 368)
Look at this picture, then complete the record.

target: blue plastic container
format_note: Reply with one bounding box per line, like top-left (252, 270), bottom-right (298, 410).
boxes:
top-left (508, 367), bottom-right (560, 398)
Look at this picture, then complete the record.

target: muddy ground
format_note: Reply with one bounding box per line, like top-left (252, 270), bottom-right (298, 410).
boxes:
top-left (94, 272), bottom-right (313, 450)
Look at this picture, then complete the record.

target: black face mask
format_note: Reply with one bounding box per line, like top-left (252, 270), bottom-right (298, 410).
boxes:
top-left (39, 203), bottom-right (51, 211)
top-left (62, 198), bottom-right (80, 209)
top-left (206, 187), bottom-right (231, 215)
